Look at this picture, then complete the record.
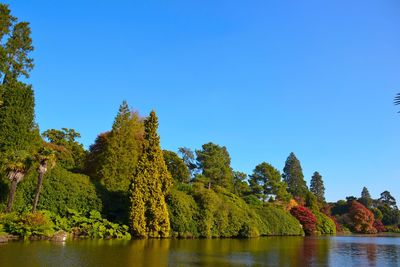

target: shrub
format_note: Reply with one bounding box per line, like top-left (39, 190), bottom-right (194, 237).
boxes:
top-left (349, 201), bottom-right (377, 234)
top-left (10, 166), bottom-right (102, 215)
top-left (254, 204), bottom-right (304, 235)
top-left (314, 211), bottom-right (336, 235)
top-left (166, 188), bottom-right (199, 237)
top-left (290, 206), bottom-right (317, 235)
top-left (373, 219), bottom-right (385, 233)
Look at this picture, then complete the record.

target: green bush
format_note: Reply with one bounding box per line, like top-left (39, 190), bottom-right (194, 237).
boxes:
top-left (0, 211), bottom-right (55, 239)
top-left (254, 204), bottom-right (304, 236)
top-left (9, 166), bottom-right (102, 215)
top-left (314, 211), bottom-right (336, 235)
top-left (166, 188), bottom-right (199, 238)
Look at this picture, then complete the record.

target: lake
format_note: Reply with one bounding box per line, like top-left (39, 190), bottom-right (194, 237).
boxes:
top-left (0, 235), bottom-right (399, 266)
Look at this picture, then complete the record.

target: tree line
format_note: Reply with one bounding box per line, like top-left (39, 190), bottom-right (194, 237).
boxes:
top-left (0, 3), bottom-right (399, 239)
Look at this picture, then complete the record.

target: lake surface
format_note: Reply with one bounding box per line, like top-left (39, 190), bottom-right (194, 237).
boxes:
top-left (1, 235), bottom-right (400, 266)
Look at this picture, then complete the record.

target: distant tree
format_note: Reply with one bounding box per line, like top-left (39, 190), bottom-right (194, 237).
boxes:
top-left (178, 147), bottom-right (197, 177)
top-left (233, 171), bottom-right (250, 197)
top-left (359, 186), bottom-right (373, 209)
top-left (130, 111), bottom-right (172, 238)
top-left (310, 171), bottom-right (325, 202)
top-left (163, 150), bottom-right (190, 183)
top-left (379, 191), bottom-right (397, 209)
top-left (282, 152), bottom-right (308, 199)
top-left (42, 128), bottom-right (86, 171)
top-left (196, 143), bottom-right (234, 190)
top-left (349, 200), bottom-right (377, 234)
top-left (85, 132), bottom-right (110, 179)
top-left (32, 146), bottom-right (56, 212)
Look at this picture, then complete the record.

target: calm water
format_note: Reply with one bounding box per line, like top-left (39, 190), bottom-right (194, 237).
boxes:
top-left (1, 236), bottom-right (400, 266)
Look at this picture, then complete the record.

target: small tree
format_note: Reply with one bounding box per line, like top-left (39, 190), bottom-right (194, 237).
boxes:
top-left (3, 150), bottom-right (32, 212)
top-left (359, 186), bottom-right (372, 209)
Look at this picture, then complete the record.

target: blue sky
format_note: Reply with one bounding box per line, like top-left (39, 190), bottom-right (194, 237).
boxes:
top-left (5, 0), bottom-right (400, 202)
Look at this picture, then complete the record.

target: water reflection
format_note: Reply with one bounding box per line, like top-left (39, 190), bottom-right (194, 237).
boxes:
top-left (0, 236), bottom-right (399, 266)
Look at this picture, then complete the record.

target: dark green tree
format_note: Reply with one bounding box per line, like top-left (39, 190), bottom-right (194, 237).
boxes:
top-left (85, 131), bottom-right (110, 179)
top-left (282, 152), bottom-right (308, 199)
top-left (359, 186), bottom-right (372, 209)
top-left (178, 147), bottom-right (197, 177)
top-left (130, 111), bottom-right (172, 238)
top-left (163, 150), bottom-right (190, 183)
top-left (196, 142), bottom-right (234, 190)
top-left (0, 4), bottom-right (34, 86)
top-left (379, 191), bottom-right (397, 209)
top-left (310, 171), bottom-right (325, 202)
top-left (249, 162), bottom-right (290, 201)
top-left (233, 171), bottom-right (250, 197)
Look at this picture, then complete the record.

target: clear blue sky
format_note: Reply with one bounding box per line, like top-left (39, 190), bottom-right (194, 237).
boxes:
top-left (5, 0), bottom-right (400, 202)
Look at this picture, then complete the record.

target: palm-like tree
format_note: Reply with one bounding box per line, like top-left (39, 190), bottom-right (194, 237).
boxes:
top-left (395, 93), bottom-right (400, 109)
top-left (32, 147), bottom-right (56, 213)
top-left (4, 150), bottom-right (32, 212)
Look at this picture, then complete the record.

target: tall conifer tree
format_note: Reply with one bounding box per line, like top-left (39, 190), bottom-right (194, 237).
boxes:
top-left (130, 111), bottom-right (172, 238)
top-left (282, 152), bottom-right (308, 199)
top-left (310, 171), bottom-right (325, 202)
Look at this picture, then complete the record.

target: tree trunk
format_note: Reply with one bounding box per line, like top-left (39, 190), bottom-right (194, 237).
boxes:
top-left (6, 178), bottom-right (18, 213)
top-left (32, 172), bottom-right (45, 213)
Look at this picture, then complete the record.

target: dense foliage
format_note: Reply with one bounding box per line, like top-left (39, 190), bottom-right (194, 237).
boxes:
top-left (130, 111), bottom-right (172, 238)
top-left (290, 206), bottom-right (317, 235)
top-left (0, 3), bottom-right (398, 241)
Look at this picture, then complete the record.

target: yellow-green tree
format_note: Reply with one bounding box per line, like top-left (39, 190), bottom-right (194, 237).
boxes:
top-left (130, 111), bottom-right (172, 238)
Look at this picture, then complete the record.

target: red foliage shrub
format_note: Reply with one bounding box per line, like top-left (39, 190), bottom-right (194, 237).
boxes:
top-left (349, 201), bottom-right (377, 234)
top-left (290, 205), bottom-right (317, 235)
top-left (373, 220), bottom-right (385, 233)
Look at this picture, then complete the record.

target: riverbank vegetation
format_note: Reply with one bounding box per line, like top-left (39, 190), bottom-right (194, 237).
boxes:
top-left (0, 4), bottom-right (399, 241)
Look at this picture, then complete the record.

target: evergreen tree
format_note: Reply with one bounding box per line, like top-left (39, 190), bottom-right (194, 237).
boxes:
top-left (359, 186), bottom-right (372, 209)
top-left (85, 131), bottom-right (110, 179)
top-left (249, 162), bottom-right (290, 201)
top-left (310, 171), bottom-right (325, 202)
top-left (196, 142), bottom-right (234, 190)
top-left (130, 111), bottom-right (172, 238)
top-left (282, 152), bottom-right (308, 199)
top-left (100, 101), bottom-right (144, 192)
top-left (233, 171), bottom-right (250, 197)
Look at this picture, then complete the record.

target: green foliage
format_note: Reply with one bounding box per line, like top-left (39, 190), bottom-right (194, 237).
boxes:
top-left (310, 171), bottom-right (325, 202)
top-left (359, 186), bottom-right (372, 209)
top-left (100, 101), bottom-right (143, 192)
top-left (9, 165), bottom-right (102, 216)
top-left (0, 211), bottom-right (54, 239)
top-left (249, 162), bottom-right (290, 202)
top-left (166, 188), bottom-right (199, 238)
top-left (0, 82), bottom-right (38, 153)
top-left (282, 152), bottom-right (308, 199)
top-left (233, 171), bottom-right (250, 197)
top-left (42, 128), bottom-right (86, 171)
top-left (254, 205), bottom-right (304, 236)
top-left (193, 185), bottom-right (261, 238)
top-left (0, 4), bottom-right (34, 84)
top-left (53, 209), bottom-right (131, 239)
top-left (196, 142), bottom-right (234, 191)
top-left (314, 211), bottom-right (336, 235)
top-left (130, 111), bottom-right (172, 238)
top-left (163, 150), bottom-right (190, 183)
